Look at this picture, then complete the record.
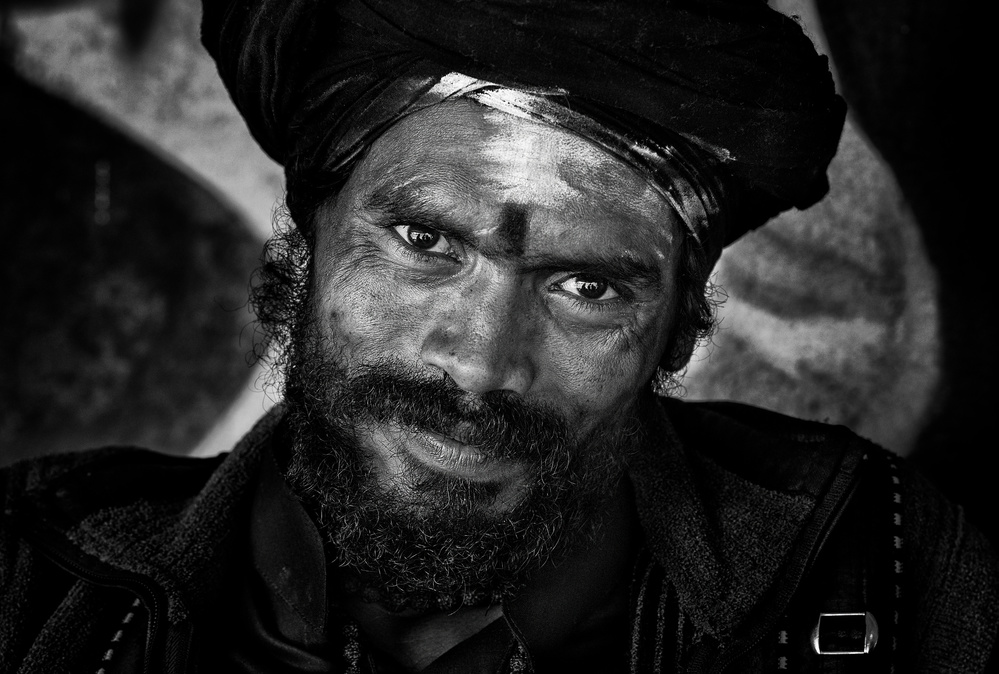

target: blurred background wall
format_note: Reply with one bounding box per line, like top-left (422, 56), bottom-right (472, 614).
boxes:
top-left (1, 0), bottom-right (992, 542)
top-left (1, 0), bottom-right (280, 466)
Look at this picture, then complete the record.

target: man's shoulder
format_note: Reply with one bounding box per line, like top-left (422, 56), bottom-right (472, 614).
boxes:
top-left (2, 407), bottom-right (286, 519)
top-left (1, 449), bottom-right (241, 579)
top-left (0, 425), bottom-right (278, 612)
top-left (657, 398), bottom-right (999, 671)
top-left (661, 397), bottom-right (875, 493)
top-left (2, 445), bottom-right (230, 516)
top-left (663, 397), bottom-right (868, 447)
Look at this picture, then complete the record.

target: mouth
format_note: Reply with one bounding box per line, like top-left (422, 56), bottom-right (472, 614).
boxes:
top-left (384, 422), bottom-right (526, 483)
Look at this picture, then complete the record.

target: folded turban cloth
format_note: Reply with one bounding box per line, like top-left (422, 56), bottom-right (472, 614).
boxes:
top-left (201, 0), bottom-right (845, 263)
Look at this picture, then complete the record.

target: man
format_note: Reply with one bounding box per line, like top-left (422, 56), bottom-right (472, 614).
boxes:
top-left (1, 1), bottom-right (996, 673)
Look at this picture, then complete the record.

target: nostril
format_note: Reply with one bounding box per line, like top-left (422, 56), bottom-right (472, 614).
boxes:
top-left (420, 322), bottom-right (535, 397)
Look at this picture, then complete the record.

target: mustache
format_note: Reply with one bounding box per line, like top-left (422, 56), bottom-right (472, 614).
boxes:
top-left (298, 358), bottom-right (574, 463)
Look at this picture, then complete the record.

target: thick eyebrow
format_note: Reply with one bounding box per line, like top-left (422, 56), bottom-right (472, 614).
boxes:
top-left (362, 184), bottom-right (528, 256)
top-left (518, 251), bottom-right (665, 291)
top-left (361, 183), bottom-right (473, 241)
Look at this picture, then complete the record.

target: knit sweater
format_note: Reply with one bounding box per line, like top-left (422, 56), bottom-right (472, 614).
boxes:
top-left (1, 399), bottom-right (996, 673)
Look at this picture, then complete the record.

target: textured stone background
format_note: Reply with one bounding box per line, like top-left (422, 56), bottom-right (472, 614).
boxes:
top-left (1, 0), bottom-right (941, 461)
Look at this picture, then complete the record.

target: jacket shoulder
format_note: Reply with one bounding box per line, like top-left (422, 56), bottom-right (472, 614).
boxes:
top-left (2, 446), bottom-right (228, 522)
top-left (663, 398), bottom-right (870, 446)
top-left (661, 398), bottom-right (875, 494)
top-left (663, 399), bottom-right (999, 670)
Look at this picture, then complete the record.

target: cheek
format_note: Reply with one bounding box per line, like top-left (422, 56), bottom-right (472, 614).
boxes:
top-left (313, 240), bottom-right (431, 363)
top-left (541, 314), bottom-right (672, 428)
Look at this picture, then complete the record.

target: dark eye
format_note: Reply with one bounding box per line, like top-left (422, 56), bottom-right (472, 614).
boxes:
top-left (558, 275), bottom-right (619, 301)
top-left (393, 224), bottom-right (451, 254)
top-left (405, 225), bottom-right (440, 249)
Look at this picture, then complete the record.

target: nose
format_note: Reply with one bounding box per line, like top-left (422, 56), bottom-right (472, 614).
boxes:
top-left (420, 278), bottom-right (537, 396)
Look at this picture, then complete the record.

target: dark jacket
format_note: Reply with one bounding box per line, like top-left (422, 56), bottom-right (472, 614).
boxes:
top-left (1, 400), bottom-right (996, 673)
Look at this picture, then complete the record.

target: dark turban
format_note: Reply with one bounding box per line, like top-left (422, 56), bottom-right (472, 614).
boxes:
top-left (201, 0), bottom-right (845, 261)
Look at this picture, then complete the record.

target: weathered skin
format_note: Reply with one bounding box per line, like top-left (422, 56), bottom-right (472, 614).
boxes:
top-left (311, 99), bottom-right (683, 513)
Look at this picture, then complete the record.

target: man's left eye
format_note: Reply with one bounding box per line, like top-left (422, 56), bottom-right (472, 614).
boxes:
top-left (557, 275), bottom-right (620, 301)
top-left (393, 224), bottom-right (450, 253)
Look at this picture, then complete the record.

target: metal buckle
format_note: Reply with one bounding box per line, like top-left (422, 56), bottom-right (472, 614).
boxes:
top-left (810, 611), bottom-right (879, 655)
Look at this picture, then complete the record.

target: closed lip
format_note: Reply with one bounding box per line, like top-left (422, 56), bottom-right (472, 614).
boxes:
top-left (405, 427), bottom-right (522, 482)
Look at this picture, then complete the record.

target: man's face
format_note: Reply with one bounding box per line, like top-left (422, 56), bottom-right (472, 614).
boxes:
top-left (285, 99), bottom-right (683, 608)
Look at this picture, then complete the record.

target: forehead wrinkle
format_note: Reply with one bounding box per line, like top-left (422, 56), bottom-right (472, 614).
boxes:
top-left (353, 101), bottom-right (681, 265)
top-left (478, 109), bottom-right (592, 211)
top-left (360, 165), bottom-right (478, 229)
top-left (362, 150), bottom-right (476, 207)
top-left (477, 109), bottom-right (677, 245)
top-left (359, 115), bottom-right (485, 208)
top-left (552, 144), bottom-right (678, 235)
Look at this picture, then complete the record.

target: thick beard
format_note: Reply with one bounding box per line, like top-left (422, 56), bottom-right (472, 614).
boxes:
top-left (280, 318), bottom-right (644, 613)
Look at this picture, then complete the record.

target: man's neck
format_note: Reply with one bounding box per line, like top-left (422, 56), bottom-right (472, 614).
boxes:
top-left (340, 479), bottom-right (639, 671)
